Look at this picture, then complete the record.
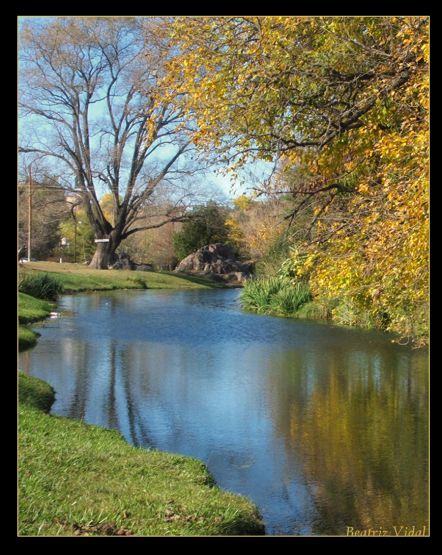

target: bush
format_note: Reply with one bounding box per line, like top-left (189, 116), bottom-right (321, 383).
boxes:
top-left (329, 295), bottom-right (391, 330)
top-left (270, 281), bottom-right (312, 314)
top-left (241, 276), bottom-right (311, 316)
top-left (255, 236), bottom-right (293, 278)
top-left (295, 300), bottom-right (332, 320)
top-left (19, 272), bottom-right (64, 300)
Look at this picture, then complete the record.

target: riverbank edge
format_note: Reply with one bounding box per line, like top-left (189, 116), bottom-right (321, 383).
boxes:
top-left (18, 373), bottom-right (265, 536)
top-left (18, 293), bottom-right (55, 351)
top-left (18, 263), bottom-right (226, 352)
top-left (18, 270), bottom-right (265, 536)
top-left (241, 295), bottom-right (428, 348)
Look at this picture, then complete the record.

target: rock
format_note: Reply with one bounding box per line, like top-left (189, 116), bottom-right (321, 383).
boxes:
top-left (174, 243), bottom-right (253, 284)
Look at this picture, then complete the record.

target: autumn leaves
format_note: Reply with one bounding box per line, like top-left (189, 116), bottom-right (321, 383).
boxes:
top-left (158, 17), bottom-right (429, 344)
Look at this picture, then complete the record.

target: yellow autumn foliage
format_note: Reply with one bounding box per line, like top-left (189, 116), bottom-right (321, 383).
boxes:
top-left (159, 16), bottom-right (429, 344)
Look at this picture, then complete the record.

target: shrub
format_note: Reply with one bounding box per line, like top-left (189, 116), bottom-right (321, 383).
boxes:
top-left (19, 272), bottom-right (64, 300)
top-left (255, 236), bottom-right (293, 278)
top-left (295, 300), bottom-right (331, 320)
top-left (270, 281), bottom-right (312, 314)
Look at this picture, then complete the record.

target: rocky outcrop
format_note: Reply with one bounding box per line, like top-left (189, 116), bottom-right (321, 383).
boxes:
top-left (174, 243), bottom-right (253, 284)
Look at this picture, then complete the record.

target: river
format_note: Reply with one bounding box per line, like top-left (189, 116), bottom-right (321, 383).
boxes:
top-left (19, 288), bottom-right (429, 535)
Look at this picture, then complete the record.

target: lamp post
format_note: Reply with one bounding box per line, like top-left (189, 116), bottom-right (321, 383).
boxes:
top-left (73, 218), bottom-right (83, 263)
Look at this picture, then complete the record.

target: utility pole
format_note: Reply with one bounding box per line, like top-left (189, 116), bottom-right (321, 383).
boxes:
top-left (27, 164), bottom-right (32, 263)
top-left (74, 217), bottom-right (77, 263)
top-left (73, 176), bottom-right (80, 263)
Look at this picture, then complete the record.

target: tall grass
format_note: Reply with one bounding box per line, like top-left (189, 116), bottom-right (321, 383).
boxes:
top-left (241, 277), bottom-right (311, 316)
top-left (19, 272), bottom-right (64, 300)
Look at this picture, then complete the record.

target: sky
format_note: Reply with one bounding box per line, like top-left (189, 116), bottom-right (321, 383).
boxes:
top-left (18, 15), bottom-right (276, 203)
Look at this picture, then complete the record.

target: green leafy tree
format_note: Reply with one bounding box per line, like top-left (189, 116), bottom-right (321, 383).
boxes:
top-left (58, 209), bottom-right (95, 263)
top-left (173, 203), bottom-right (231, 261)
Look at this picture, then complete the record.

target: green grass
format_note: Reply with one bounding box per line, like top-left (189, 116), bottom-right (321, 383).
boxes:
top-left (19, 373), bottom-right (55, 412)
top-left (18, 293), bottom-right (54, 325)
top-left (18, 292), bottom-right (55, 352)
top-left (18, 374), bottom-right (264, 536)
top-left (241, 277), bottom-right (312, 317)
top-left (18, 326), bottom-right (39, 351)
top-left (161, 270), bottom-right (228, 288)
top-left (19, 262), bottom-right (222, 292)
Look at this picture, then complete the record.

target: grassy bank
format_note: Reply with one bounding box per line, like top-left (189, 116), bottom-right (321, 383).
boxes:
top-left (241, 276), bottom-right (428, 346)
top-left (240, 276), bottom-right (365, 325)
top-left (18, 374), bottom-right (264, 536)
top-left (241, 277), bottom-right (382, 326)
top-left (18, 293), bottom-right (55, 351)
top-left (18, 264), bottom-right (263, 536)
top-left (19, 261), bottom-right (224, 293)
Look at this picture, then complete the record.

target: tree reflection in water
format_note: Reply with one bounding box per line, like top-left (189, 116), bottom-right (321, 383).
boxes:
top-left (266, 346), bottom-right (429, 534)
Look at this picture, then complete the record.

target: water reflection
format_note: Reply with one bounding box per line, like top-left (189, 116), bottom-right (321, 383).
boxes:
top-left (265, 347), bottom-right (428, 534)
top-left (19, 289), bottom-right (428, 535)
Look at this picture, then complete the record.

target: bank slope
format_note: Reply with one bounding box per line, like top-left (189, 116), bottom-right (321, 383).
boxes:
top-left (19, 261), bottom-right (225, 292)
top-left (18, 374), bottom-right (264, 536)
top-left (18, 293), bottom-right (55, 351)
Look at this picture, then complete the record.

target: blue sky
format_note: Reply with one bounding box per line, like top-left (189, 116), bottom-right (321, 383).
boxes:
top-left (18, 16), bottom-right (275, 202)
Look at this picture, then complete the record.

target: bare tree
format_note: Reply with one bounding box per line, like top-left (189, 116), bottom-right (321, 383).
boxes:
top-left (19, 17), bottom-right (197, 268)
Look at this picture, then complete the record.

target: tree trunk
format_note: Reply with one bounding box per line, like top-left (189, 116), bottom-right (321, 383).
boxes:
top-left (89, 241), bottom-right (117, 269)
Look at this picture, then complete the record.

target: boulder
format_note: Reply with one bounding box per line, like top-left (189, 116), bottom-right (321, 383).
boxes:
top-left (174, 243), bottom-right (252, 284)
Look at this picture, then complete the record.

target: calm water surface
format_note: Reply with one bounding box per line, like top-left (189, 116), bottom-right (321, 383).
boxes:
top-left (20, 288), bottom-right (429, 535)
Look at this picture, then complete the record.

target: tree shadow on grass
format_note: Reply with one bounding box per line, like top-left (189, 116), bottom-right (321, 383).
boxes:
top-left (160, 271), bottom-right (229, 289)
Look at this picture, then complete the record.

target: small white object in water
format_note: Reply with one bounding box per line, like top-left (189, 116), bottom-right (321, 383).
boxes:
top-left (49, 312), bottom-right (59, 318)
